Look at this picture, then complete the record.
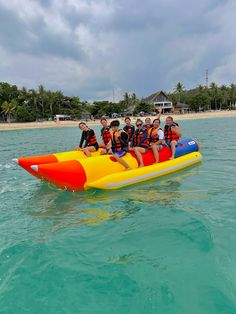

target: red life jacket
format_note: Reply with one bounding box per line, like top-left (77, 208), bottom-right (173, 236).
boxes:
top-left (85, 128), bottom-right (97, 146)
top-left (123, 125), bottom-right (135, 141)
top-left (148, 127), bottom-right (161, 145)
top-left (164, 123), bottom-right (180, 142)
top-left (133, 128), bottom-right (149, 148)
top-left (101, 126), bottom-right (111, 145)
top-left (111, 129), bottom-right (128, 152)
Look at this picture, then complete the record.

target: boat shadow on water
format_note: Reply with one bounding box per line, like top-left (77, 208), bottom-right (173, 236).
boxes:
top-left (27, 164), bottom-right (205, 238)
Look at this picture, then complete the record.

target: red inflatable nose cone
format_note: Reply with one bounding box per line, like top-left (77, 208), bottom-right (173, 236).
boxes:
top-left (36, 160), bottom-right (87, 191)
top-left (16, 154), bottom-right (58, 177)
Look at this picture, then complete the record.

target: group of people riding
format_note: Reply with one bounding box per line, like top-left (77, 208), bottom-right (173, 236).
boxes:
top-left (76, 113), bottom-right (181, 170)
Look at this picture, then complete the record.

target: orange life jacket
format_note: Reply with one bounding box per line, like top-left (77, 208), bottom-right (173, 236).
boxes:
top-left (111, 129), bottom-right (128, 152)
top-left (101, 126), bottom-right (111, 145)
top-left (148, 127), bottom-right (161, 145)
top-left (164, 123), bottom-right (180, 142)
top-left (144, 124), bottom-right (152, 131)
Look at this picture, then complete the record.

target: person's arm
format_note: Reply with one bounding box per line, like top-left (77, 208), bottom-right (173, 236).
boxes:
top-left (172, 125), bottom-right (181, 137)
top-left (137, 130), bottom-right (148, 146)
top-left (79, 131), bottom-right (85, 148)
top-left (157, 108), bottom-right (162, 120)
top-left (130, 131), bottom-right (135, 147)
top-left (157, 129), bottom-right (165, 144)
top-left (84, 129), bottom-right (95, 147)
top-left (131, 126), bottom-right (135, 137)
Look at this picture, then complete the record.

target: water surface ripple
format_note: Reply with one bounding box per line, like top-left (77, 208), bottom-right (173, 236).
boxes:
top-left (0, 117), bottom-right (236, 314)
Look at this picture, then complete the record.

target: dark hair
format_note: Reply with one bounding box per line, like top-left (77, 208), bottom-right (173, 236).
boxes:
top-left (136, 119), bottom-right (143, 126)
top-left (153, 118), bottom-right (160, 124)
top-left (125, 117), bottom-right (131, 121)
top-left (100, 117), bottom-right (107, 122)
top-left (79, 122), bottom-right (86, 127)
top-left (110, 120), bottom-right (120, 127)
top-left (166, 116), bottom-right (173, 121)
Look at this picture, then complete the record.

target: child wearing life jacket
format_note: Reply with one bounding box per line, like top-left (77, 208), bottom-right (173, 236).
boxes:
top-left (76, 122), bottom-right (99, 157)
top-left (108, 120), bottom-right (131, 170)
top-left (164, 116), bottom-right (182, 159)
top-left (130, 119), bottom-right (149, 167)
top-left (148, 118), bottom-right (165, 164)
top-left (99, 117), bottom-right (111, 154)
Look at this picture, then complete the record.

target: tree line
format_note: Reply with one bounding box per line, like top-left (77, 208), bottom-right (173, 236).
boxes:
top-left (0, 81), bottom-right (235, 122)
top-left (171, 82), bottom-right (236, 111)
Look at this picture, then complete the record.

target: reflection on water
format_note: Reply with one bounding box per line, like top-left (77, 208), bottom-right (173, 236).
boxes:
top-left (28, 166), bottom-right (204, 238)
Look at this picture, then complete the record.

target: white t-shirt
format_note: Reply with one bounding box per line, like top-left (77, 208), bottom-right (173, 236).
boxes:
top-left (158, 129), bottom-right (164, 140)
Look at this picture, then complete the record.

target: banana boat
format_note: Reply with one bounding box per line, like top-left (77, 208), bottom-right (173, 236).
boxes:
top-left (15, 138), bottom-right (202, 191)
top-left (13, 149), bottom-right (101, 178)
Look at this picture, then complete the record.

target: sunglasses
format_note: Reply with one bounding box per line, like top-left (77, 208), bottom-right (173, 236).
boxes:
top-left (136, 123), bottom-right (142, 127)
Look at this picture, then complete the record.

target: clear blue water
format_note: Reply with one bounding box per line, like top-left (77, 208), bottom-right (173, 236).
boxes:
top-left (1, 117), bottom-right (236, 314)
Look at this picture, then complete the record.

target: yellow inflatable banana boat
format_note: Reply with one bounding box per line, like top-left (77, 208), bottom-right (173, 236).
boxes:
top-left (15, 138), bottom-right (202, 191)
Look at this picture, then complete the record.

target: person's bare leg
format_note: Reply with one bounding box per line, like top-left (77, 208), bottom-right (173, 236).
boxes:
top-left (84, 146), bottom-right (96, 157)
top-left (169, 141), bottom-right (176, 159)
top-left (152, 145), bottom-right (159, 163)
top-left (112, 154), bottom-right (131, 170)
top-left (134, 147), bottom-right (145, 167)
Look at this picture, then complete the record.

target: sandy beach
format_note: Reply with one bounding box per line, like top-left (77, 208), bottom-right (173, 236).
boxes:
top-left (0, 110), bottom-right (236, 131)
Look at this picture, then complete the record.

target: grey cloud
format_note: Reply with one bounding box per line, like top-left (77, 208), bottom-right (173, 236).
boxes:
top-left (0, 0), bottom-right (235, 100)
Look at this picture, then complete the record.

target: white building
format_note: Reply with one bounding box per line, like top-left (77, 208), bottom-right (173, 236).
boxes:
top-left (144, 90), bottom-right (173, 113)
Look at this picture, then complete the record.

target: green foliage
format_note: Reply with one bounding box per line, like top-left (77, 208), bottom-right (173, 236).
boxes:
top-left (15, 104), bottom-right (35, 122)
top-left (169, 82), bottom-right (236, 112)
top-left (134, 101), bottom-right (153, 114)
top-left (1, 99), bottom-right (18, 122)
top-left (0, 81), bottom-right (235, 122)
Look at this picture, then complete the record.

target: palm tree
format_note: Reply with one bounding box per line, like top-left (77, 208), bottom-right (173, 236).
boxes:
top-left (1, 100), bottom-right (17, 122)
top-left (209, 82), bottom-right (218, 110)
top-left (38, 85), bottom-right (46, 117)
top-left (131, 93), bottom-right (138, 113)
top-left (229, 84), bottom-right (236, 110)
top-left (220, 84), bottom-right (229, 110)
top-left (174, 82), bottom-right (185, 103)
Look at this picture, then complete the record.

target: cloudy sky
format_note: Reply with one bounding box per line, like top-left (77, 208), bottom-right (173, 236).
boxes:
top-left (0, 0), bottom-right (236, 100)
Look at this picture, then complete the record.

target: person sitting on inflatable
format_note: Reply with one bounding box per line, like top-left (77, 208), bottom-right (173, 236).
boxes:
top-left (130, 119), bottom-right (149, 167)
top-left (144, 117), bottom-right (152, 131)
top-left (76, 122), bottom-right (99, 157)
top-left (123, 117), bottom-right (135, 148)
top-left (164, 116), bottom-right (182, 160)
top-left (109, 120), bottom-right (131, 170)
top-left (144, 109), bottom-right (162, 131)
top-left (99, 117), bottom-right (111, 152)
top-left (148, 118), bottom-right (165, 164)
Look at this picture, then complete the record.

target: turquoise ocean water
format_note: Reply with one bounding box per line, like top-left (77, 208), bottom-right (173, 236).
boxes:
top-left (0, 117), bottom-right (236, 314)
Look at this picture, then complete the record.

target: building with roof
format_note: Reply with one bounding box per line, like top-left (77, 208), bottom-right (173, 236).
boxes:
top-left (174, 102), bottom-right (190, 114)
top-left (144, 90), bottom-right (173, 113)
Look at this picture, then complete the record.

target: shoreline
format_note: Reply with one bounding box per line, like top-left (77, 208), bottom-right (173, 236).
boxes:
top-left (1, 110), bottom-right (236, 131)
